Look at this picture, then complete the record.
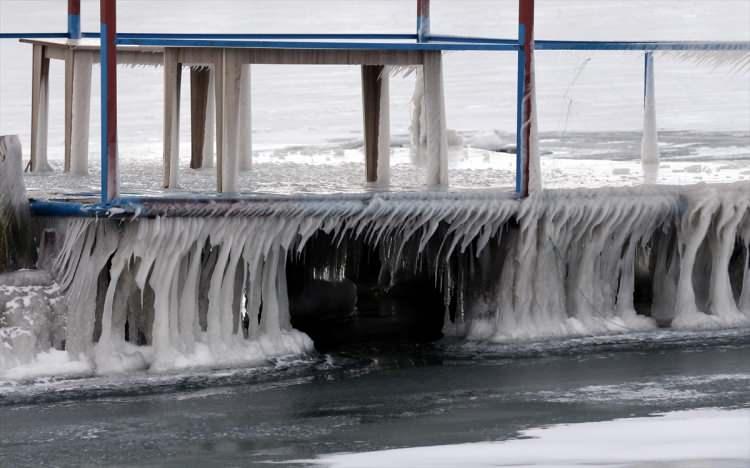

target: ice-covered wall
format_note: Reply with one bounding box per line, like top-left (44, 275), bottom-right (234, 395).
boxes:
top-left (3, 183), bottom-right (749, 378)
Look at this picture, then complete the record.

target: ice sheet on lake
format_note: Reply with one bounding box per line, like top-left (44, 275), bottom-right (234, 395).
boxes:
top-left (304, 407), bottom-right (750, 468)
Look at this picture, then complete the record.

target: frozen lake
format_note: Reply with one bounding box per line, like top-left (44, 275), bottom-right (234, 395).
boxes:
top-left (1, 329), bottom-right (749, 467)
top-left (1, 2), bottom-right (749, 466)
top-left (1, 0), bottom-right (749, 194)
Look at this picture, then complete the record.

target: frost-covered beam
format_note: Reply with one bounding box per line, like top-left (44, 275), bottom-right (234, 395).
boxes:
top-left (422, 52), bottom-right (448, 187)
top-left (361, 65), bottom-right (391, 185)
top-left (30, 44), bottom-right (51, 172)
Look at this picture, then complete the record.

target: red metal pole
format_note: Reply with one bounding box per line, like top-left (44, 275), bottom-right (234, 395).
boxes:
top-left (100, 0), bottom-right (118, 202)
top-left (519, 0), bottom-right (535, 197)
top-left (68, 0), bottom-right (81, 39)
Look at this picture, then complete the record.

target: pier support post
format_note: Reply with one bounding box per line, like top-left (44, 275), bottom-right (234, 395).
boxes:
top-left (239, 64), bottom-right (252, 172)
top-left (641, 52), bottom-right (659, 184)
top-left (163, 49), bottom-right (182, 188)
top-left (30, 44), bottom-right (51, 172)
top-left (214, 52), bottom-right (225, 191)
top-left (219, 49), bottom-right (242, 193)
top-left (361, 65), bottom-right (391, 184)
top-left (65, 51), bottom-right (93, 175)
top-left (422, 52), bottom-right (448, 187)
top-left (190, 67), bottom-right (211, 170)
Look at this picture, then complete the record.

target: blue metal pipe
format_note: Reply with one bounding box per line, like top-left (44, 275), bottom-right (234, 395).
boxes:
top-left (118, 32), bottom-right (418, 40)
top-left (535, 40), bottom-right (750, 51)
top-left (0, 33), bottom-right (69, 39)
top-left (116, 37), bottom-right (520, 51)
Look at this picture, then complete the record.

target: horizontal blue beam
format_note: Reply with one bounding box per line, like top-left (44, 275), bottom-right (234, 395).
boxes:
top-left (6, 32), bottom-right (747, 52)
top-left (427, 34), bottom-right (518, 45)
top-left (29, 199), bottom-right (142, 218)
top-left (116, 37), bottom-right (520, 51)
top-left (29, 200), bottom-right (109, 217)
top-left (118, 32), bottom-right (418, 41)
top-left (0, 32), bottom-right (68, 39)
top-left (536, 40), bottom-right (750, 51)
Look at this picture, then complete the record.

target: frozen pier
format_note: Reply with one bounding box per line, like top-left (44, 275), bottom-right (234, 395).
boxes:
top-left (16, 183), bottom-right (748, 373)
top-left (2, 0), bottom-right (749, 376)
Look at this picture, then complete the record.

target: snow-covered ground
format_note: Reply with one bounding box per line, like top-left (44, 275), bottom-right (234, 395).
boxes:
top-left (306, 407), bottom-right (750, 468)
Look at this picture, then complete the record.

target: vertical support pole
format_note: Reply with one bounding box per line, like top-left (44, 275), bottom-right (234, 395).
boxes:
top-left (220, 49), bottom-right (242, 193)
top-left (190, 67), bottom-right (210, 169)
top-left (238, 64), bottom-right (252, 172)
top-left (30, 44), bottom-right (51, 172)
top-left (163, 49), bottom-right (182, 188)
top-left (100, 0), bottom-right (118, 202)
top-left (362, 65), bottom-right (386, 183)
top-left (516, 0), bottom-right (535, 197)
top-left (66, 51), bottom-right (93, 175)
top-left (68, 0), bottom-right (81, 40)
top-left (417, 0), bottom-right (430, 42)
top-left (423, 52), bottom-right (448, 187)
top-left (214, 56), bottom-right (225, 191)
top-left (641, 52), bottom-right (659, 183)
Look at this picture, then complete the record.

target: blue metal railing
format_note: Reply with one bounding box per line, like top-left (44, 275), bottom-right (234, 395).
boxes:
top-left (2, 0), bottom-right (749, 215)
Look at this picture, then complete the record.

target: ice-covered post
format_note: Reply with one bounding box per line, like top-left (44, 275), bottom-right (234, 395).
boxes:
top-left (641, 52), bottom-right (659, 184)
top-left (0, 135), bottom-right (32, 271)
top-left (100, 0), bottom-right (119, 202)
top-left (68, 0), bottom-right (81, 39)
top-left (516, 0), bottom-right (537, 197)
top-left (362, 65), bottom-right (391, 184)
top-left (417, 0), bottom-right (430, 42)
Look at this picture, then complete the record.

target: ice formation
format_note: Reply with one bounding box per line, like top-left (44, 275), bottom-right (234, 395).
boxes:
top-left (0, 271), bottom-right (66, 372)
top-left (2, 182), bottom-right (749, 377)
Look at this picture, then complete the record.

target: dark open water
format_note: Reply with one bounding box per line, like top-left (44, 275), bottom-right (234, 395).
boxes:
top-left (1, 328), bottom-right (749, 467)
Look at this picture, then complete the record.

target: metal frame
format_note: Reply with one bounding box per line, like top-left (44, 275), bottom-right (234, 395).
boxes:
top-left (0, 0), bottom-right (748, 214)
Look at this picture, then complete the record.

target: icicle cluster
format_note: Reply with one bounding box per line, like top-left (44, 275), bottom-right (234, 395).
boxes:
top-left (40, 183), bottom-right (750, 373)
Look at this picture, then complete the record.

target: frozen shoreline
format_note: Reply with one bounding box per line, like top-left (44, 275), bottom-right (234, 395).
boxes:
top-left (305, 407), bottom-right (750, 468)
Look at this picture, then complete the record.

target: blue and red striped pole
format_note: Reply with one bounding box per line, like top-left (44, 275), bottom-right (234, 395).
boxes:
top-left (515, 0), bottom-right (535, 197)
top-left (100, 0), bottom-right (118, 202)
top-left (68, 0), bottom-right (81, 39)
top-left (417, 0), bottom-right (430, 43)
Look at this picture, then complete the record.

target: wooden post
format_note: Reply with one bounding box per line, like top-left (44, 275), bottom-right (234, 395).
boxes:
top-left (517, 0), bottom-right (535, 197)
top-left (423, 52), bottom-right (448, 187)
top-left (65, 50), bottom-right (93, 175)
top-left (214, 55), bottom-right (225, 191)
top-left (417, 0), bottom-right (430, 42)
top-left (100, 0), bottom-right (119, 202)
top-left (30, 44), bottom-right (51, 172)
top-left (220, 49), bottom-right (242, 193)
top-left (163, 49), bottom-right (182, 188)
top-left (68, 0), bottom-right (81, 39)
top-left (361, 65), bottom-right (390, 184)
top-left (190, 67), bottom-right (210, 169)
